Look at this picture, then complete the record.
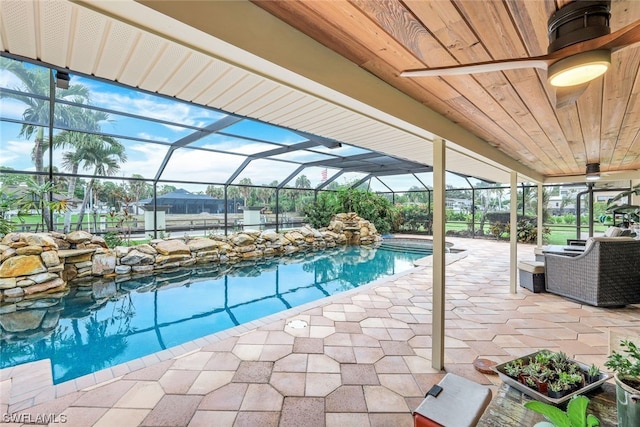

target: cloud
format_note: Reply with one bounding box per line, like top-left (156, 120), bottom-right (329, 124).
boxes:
top-left (116, 143), bottom-right (170, 178)
top-left (0, 139), bottom-right (34, 169)
top-left (89, 89), bottom-right (224, 131)
top-left (0, 98), bottom-right (33, 121)
top-left (137, 132), bottom-right (171, 143)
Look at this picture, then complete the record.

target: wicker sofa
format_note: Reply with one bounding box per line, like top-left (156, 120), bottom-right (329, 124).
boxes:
top-left (544, 237), bottom-right (640, 307)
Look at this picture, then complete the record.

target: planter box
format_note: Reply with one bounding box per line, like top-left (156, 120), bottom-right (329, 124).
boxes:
top-left (492, 350), bottom-right (610, 405)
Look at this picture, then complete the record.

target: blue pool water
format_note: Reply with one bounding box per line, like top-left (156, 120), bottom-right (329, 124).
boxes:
top-left (0, 245), bottom-right (424, 384)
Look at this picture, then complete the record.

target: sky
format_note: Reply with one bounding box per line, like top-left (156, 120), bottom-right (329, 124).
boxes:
top-left (0, 58), bottom-right (479, 193)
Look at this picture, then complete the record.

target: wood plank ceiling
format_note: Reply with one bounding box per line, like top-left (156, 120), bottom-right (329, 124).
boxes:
top-left (252, 0), bottom-right (640, 181)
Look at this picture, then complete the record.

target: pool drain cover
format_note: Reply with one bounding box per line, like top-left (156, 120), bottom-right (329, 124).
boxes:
top-left (287, 319), bottom-right (308, 329)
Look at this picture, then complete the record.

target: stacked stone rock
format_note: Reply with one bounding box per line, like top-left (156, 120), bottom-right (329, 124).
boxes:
top-left (0, 213), bottom-right (380, 304)
top-left (327, 212), bottom-right (379, 245)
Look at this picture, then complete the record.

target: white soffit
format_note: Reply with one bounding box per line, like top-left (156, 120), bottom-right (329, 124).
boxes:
top-left (0, 0), bottom-right (516, 184)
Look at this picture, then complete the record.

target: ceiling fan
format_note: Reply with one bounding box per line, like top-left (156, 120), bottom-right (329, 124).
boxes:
top-left (400, 1), bottom-right (640, 108)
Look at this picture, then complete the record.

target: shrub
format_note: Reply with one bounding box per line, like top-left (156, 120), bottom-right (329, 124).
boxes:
top-left (104, 231), bottom-right (123, 248)
top-left (302, 189), bottom-right (399, 234)
top-left (489, 221), bottom-right (506, 239)
top-left (302, 192), bottom-right (340, 229)
top-left (504, 220), bottom-right (550, 243)
top-left (335, 189), bottom-right (398, 234)
top-left (396, 204), bottom-right (432, 233)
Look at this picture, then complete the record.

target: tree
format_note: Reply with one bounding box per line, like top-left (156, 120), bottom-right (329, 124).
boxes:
top-left (206, 185), bottom-right (224, 198)
top-left (238, 178), bottom-right (254, 207)
top-left (0, 167), bottom-right (30, 187)
top-left (405, 186), bottom-right (430, 204)
top-left (16, 178), bottom-right (67, 232)
top-left (74, 139), bottom-right (127, 230)
top-left (560, 188), bottom-right (578, 212)
top-left (475, 184), bottom-right (502, 235)
top-left (102, 181), bottom-right (126, 210)
top-left (158, 185), bottom-right (176, 196)
top-left (295, 175), bottom-right (311, 189)
top-left (0, 58), bottom-right (89, 230)
top-left (127, 175), bottom-right (152, 205)
top-left (53, 109), bottom-right (113, 232)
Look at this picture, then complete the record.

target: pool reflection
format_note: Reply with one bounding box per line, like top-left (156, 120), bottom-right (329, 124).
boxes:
top-left (0, 245), bottom-right (422, 383)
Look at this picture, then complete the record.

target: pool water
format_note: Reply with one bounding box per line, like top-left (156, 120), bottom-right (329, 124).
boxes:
top-left (0, 245), bottom-right (424, 384)
top-left (378, 239), bottom-right (436, 255)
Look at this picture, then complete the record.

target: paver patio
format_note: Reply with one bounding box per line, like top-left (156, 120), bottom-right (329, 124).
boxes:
top-left (1, 237), bottom-right (639, 426)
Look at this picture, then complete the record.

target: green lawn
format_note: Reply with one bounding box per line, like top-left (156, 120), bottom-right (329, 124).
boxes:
top-left (10, 215), bottom-right (609, 246)
top-left (444, 221), bottom-right (608, 245)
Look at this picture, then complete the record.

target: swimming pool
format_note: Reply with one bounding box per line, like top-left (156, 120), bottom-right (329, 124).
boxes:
top-left (0, 245), bottom-right (424, 384)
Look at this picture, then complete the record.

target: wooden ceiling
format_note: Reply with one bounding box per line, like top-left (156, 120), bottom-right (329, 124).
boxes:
top-left (252, 0), bottom-right (640, 181)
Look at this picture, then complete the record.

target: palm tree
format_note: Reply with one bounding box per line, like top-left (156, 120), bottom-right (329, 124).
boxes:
top-left (295, 175), bottom-right (311, 189)
top-left (127, 174), bottom-right (152, 213)
top-left (158, 185), bottom-right (176, 196)
top-left (53, 109), bottom-right (112, 232)
top-left (227, 185), bottom-right (242, 213)
top-left (206, 185), bottom-right (224, 198)
top-left (16, 178), bottom-right (67, 232)
top-left (0, 58), bottom-right (89, 230)
top-left (101, 181), bottom-right (126, 210)
top-left (238, 178), bottom-right (253, 207)
top-left (74, 139), bottom-right (127, 230)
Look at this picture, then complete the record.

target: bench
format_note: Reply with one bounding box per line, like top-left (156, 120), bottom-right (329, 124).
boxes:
top-left (517, 260), bottom-right (545, 293)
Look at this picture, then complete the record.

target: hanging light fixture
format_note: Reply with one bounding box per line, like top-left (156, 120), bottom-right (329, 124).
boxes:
top-left (585, 163), bottom-right (601, 181)
top-left (55, 71), bottom-right (70, 89)
top-left (548, 50), bottom-right (611, 87)
top-left (547, 1), bottom-right (611, 87)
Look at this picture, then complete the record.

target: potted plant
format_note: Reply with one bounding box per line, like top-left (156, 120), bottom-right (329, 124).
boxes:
top-left (585, 364), bottom-right (601, 384)
top-left (494, 349), bottom-right (608, 404)
top-left (524, 395), bottom-right (600, 427)
top-left (547, 381), bottom-right (566, 399)
top-left (604, 339), bottom-right (640, 427)
top-left (503, 358), bottom-right (525, 378)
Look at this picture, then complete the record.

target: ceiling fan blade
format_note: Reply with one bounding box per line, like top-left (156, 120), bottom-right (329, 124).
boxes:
top-left (400, 58), bottom-right (549, 77)
top-left (400, 21), bottom-right (640, 78)
top-left (591, 19), bottom-right (640, 52)
top-left (555, 83), bottom-right (590, 109)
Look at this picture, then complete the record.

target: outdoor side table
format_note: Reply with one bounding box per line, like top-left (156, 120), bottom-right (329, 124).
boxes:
top-left (413, 373), bottom-right (492, 427)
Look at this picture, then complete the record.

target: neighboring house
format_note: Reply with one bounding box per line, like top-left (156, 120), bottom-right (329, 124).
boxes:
top-left (547, 195), bottom-right (576, 216)
top-left (138, 188), bottom-right (243, 214)
top-left (446, 197), bottom-right (472, 213)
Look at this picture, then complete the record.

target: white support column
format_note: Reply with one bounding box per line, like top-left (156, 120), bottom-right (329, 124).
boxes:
top-left (537, 183), bottom-right (544, 248)
top-left (510, 171), bottom-right (518, 294)
top-left (432, 137), bottom-right (446, 370)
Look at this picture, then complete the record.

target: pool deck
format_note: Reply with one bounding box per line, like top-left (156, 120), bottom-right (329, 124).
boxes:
top-left (2, 236), bottom-right (639, 426)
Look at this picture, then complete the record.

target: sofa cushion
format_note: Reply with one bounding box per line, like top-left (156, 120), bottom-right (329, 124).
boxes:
top-left (604, 226), bottom-right (623, 237)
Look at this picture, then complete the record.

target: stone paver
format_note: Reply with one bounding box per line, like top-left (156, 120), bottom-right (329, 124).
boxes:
top-left (2, 237), bottom-right (639, 426)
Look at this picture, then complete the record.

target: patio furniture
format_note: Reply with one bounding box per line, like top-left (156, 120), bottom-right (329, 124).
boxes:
top-left (544, 237), bottom-right (640, 307)
top-left (517, 261), bottom-right (545, 293)
top-left (413, 373), bottom-right (492, 427)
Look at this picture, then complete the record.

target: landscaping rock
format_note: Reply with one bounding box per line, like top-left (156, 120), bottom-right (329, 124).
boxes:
top-left (0, 255), bottom-right (47, 278)
top-left (0, 214), bottom-right (381, 303)
top-left (155, 239), bottom-right (190, 255)
top-left (66, 230), bottom-right (93, 244)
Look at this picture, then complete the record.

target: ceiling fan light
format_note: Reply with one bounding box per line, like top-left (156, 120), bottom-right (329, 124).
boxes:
top-left (585, 163), bottom-right (601, 181)
top-left (548, 50), bottom-right (611, 87)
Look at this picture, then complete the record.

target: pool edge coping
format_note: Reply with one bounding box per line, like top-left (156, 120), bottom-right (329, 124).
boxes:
top-left (2, 262), bottom-right (430, 414)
